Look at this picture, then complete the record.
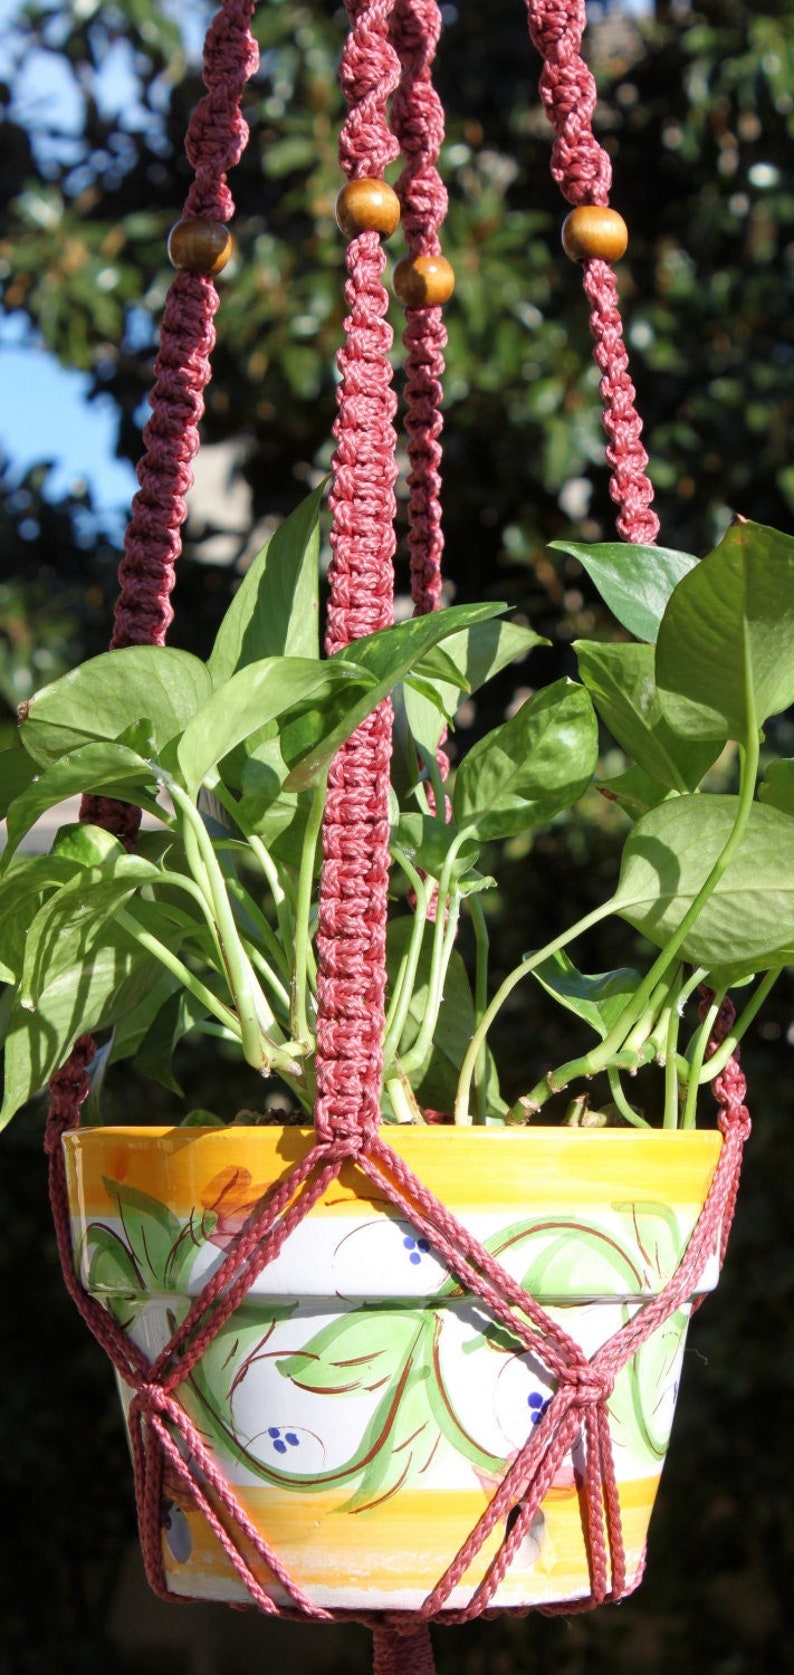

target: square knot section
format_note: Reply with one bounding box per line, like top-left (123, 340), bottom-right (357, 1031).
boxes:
top-left (558, 1363), bottom-right (613, 1407)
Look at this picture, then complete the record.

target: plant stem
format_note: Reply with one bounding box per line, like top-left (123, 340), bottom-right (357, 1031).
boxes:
top-left (291, 772), bottom-right (326, 1044)
top-left (397, 824), bottom-right (472, 1081)
top-left (468, 894), bottom-right (490, 1125)
top-left (170, 783), bottom-right (276, 1067)
top-left (454, 897), bottom-right (619, 1124)
top-left (382, 847), bottom-right (431, 1067)
top-left (115, 908), bottom-right (242, 1041)
top-left (662, 968), bottom-right (683, 1129)
top-left (606, 1066), bottom-right (650, 1128)
top-left (538, 724), bottom-right (762, 1106)
top-left (247, 831), bottom-right (295, 953)
top-left (698, 965), bottom-right (783, 1083)
top-left (682, 987), bottom-right (725, 1129)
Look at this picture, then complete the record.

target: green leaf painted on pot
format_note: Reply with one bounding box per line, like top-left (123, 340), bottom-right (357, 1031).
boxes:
top-left (277, 1306), bottom-right (423, 1396)
top-left (452, 678), bottom-right (598, 841)
top-left (19, 647), bottom-right (212, 767)
top-left (208, 483), bottom-right (323, 682)
top-left (550, 540), bottom-right (698, 643)
top-left (610, 1304), bottom-right (690, 1463)
top-left (490, 1218), bottom-right (645, 1299)
top-left (284, 602), bottom-right (507, 792)
top-left (530, 949), bottom-right (641, 1041)
top-left (178, 657), bottom-right (371, 796)
top-left (343, 1331), bottom-right (443, 1511)
top-left (614, 795), bottom-right (794, 969)
top-left (759, 759), bottom-right (794, 816)
top-left (656, 519), bottom-right (794, 742)
top-left (575, 640), bottom-right (721, 791)
top-left (99, 1177), bottom-right (196, 1292)
top-left (82, 1223), bottom-right (144, 1294)
top-left (1, 743), bottom-right (163, 863)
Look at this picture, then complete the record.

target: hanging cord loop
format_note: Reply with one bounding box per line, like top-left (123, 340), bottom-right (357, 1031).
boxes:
top-left (43, 8), bottom-right (750, 1675)
top-left (524, 0), bottom-right (659, 544)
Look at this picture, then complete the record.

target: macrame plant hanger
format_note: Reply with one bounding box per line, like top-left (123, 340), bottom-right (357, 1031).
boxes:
top-left (45, 4), bottom-right (751, 1674)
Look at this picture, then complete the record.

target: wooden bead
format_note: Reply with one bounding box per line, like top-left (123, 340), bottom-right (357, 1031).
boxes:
top-left (561, 205), bottom-right (628, 264)
top-left (393, 254), bottom-right (455, 308)
top-left (167, 218), bottom-right (233, 275)
top-left (335, 179), bottom-right (401, 240)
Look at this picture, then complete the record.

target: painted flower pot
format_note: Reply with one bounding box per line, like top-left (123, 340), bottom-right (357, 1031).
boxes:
top-left (63, 1125), bottom-right (722, 1612)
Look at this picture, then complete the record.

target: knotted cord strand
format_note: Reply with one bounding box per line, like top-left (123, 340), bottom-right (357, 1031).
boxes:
top-left (524, 0), bottom-right (659, 543)
top-left (390, 0), bottom-right (448, 617)
top-left (113, 0), bottom-right (258, 650)
top-left (314, 0), bottom-right (402, 1146)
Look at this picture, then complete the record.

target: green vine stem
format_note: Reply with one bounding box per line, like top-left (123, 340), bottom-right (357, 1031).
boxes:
top-left (290, 771), bottom-right (326, 1045)
top-left (468, 893), bottom-right (491, 1124)
top-left (516, 725), bottom-right (763, 1118)
top-left (606, 1065), bottom-right (650, 1128)
top-left (682, 986), bottom-right (725, 1129)
top-left (454, 897), bottom-right (619, 1124)
top-left (698, 965), bottom-right (783, 1083)
top-left (170, 783), bottom-right (280, 1068)
top-left (383, 846), bottom-right (431, 1067)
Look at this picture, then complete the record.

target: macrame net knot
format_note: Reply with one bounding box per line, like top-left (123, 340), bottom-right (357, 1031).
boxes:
top-left (558, 1362), bottom-right (612, 1408)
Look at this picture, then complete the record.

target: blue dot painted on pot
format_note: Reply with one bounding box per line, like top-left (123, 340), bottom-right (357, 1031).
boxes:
top-left (528, 1391), bottom-right (550, 1425)
top-left (403, 1235), bottom-right (432, 1265)
top-left (268, 1426), bottom-right (301, 1455)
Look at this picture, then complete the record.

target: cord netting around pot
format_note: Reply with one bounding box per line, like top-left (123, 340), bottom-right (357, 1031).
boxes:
top-left (42, 3), bottom-right (752, 1672)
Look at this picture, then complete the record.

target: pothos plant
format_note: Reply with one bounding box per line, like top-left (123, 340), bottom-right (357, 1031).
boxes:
top-left (0, 488), bottom-right (793, 1135)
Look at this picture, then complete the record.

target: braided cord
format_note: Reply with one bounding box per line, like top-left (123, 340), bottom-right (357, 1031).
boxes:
top-left (390, 0), bottom-right (448, 617)
top-left (313, 0), bottom-right (402, 1145)
top-left (524, 0), bottom-right (659, 543)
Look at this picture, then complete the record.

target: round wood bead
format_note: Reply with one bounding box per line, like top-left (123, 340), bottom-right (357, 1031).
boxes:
top-left (561, 206), bottom-right (628, 264)
top-left (335, 179), bottom-right (401, 240)
top-left (393, 254), bottom-right (455, 308)
top-left (167, 218), bottom-right (233, 275)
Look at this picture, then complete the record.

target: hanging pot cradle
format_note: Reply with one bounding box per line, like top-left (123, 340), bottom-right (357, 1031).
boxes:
top-left (44, 3), bottom-right (751, 1673)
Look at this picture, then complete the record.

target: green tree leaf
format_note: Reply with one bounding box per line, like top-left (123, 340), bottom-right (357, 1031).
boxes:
top-left (452, 678), bottom-right (598, 840)
top-left (0, 944), bottom-right (160, 1129)
top-left (614, 795), bottom-right (794, 969)
top-left (19, 648), bottom-right (212, 767)
top-left (284, 602), bottom-right (505, 791)
top-left (402, 619), bottom-right (545, 758)
top-left (208, 483), bottom-right (323, 682)
top-left (529, 949), bottom-right (641, 1040)
top-left (759, 759), bottom-right (794, 816)
top-left (656, 520), bottom-right (794, 742)
top-left (177, 658), bottom-right (371, 796)
top-left (550, 540), bottom-right (698, 643)
top-left (1, 742), bottom-right (162, 863)
top-left (576, 639), bottom-right (721, 790)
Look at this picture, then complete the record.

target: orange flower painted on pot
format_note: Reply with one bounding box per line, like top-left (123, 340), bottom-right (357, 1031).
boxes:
top-left (200, 1167), bottom-right (271, 1250)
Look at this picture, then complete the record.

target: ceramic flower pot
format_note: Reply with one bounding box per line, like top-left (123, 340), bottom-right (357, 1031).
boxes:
top-left (63, 1125), bottom-right (722, 1612)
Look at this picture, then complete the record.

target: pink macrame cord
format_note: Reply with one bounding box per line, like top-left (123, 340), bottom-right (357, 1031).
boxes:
top-left (42, 7), bottom-right (749, 1675)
